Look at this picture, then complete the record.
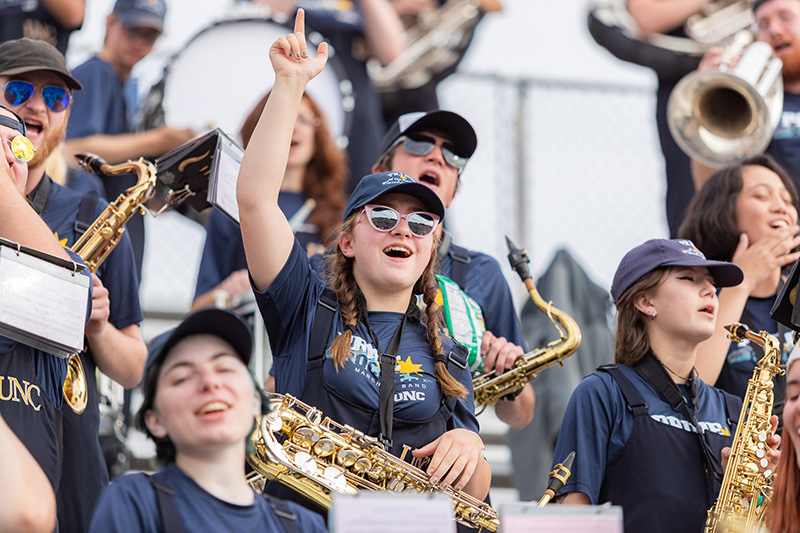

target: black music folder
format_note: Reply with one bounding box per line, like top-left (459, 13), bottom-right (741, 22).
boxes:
top-left (156, 128), bottom-right (245, 223)
top-left (771, 256), bottom-right (800, 331)
top-left (0, 237), bottom-right (89, 357)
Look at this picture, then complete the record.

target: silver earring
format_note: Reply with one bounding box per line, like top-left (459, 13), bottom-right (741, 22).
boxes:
top-left (650, 310), bottom-right (656, 320)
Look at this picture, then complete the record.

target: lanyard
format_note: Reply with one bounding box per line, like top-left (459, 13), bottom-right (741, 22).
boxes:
top-left (358, 296), bottom-right (414, 451)
top-left (635, 352), bottom-right (725, 488)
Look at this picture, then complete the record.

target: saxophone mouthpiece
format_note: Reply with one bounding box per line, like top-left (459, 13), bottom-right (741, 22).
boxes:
top-left (537, 451), bottom-right (575, 507)
top-left (505, 236), bottom-right (532, 283)
top-left (725, 323), bottom-right (749, 342)
top-left (75, 153), bottom-right (109, 175)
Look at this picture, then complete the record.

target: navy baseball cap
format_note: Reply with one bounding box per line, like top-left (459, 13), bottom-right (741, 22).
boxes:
top-left (0, 38), bottom-right (82, 90)
top-left (610, 239), bottom-right (743, 304)
top-left (378, 110), bottom-right (478, 162)
top-left (343, 171), bottom-right (446, 222)
top-left (139, 308), bottom-right (252, 414)
top-left (113, 0), bottom-right (167, 31)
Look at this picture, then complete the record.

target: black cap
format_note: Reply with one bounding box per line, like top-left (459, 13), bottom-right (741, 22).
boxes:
top-left (610, 239), bottom-right (743, 304)
top-left (343, 171), bottom-right (446, 222)
top-left (378, 110), bottom-right (478, 162)
top-left (0, 38), bottom-right (82, 90)
top-left (139, 308), bottom-right (252, 414)
top-left (0, 104), bottom-right (26, 135)
top-left (113, 0), bottom-right (167, 31)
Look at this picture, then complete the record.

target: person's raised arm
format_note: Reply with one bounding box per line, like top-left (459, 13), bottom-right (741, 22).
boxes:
top-left (237, 9), bottom-right (328, 292)
top-left (626, 0), bottom-right (710, 34)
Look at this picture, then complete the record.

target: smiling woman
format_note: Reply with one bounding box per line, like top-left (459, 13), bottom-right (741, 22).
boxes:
top-left (87, 308), bottom-right (327, 532)
top-left (235, 10), bottom-right (491, 523)
top-left (679, 154), bottom-right (800, 420)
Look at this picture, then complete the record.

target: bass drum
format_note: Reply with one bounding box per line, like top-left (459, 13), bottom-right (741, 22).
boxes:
top-left (141, 17), bottom-right (354, 149)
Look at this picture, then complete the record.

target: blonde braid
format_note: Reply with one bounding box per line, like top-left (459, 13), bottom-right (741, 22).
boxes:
top-left (418, 240), bottom-right (467, 399)
top-left (325, 217), bottom-right (361, 369)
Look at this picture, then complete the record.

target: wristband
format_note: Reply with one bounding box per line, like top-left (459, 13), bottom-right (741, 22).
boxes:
top-left (499, 386), bottom-right (524, 401)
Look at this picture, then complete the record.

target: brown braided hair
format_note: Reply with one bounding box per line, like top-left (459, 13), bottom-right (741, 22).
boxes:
top-left (324, 211), bottom-right (467, 398)
top-left (240, 91), bottom-right (348, 245)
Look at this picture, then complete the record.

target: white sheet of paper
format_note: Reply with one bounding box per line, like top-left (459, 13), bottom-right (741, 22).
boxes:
top-left (0, 246), bottom-right (89, 357)
top-left (331, 492), bottom-right (456, 533)
top-left (208, 140), bottom-right (243, 224)
top-left (499, 503), bottom-right (623, 533)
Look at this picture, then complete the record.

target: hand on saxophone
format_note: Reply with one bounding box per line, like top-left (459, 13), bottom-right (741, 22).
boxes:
top-left (480, 330), bottom-right (524, 377)
top-left (720, 414), bottom-right (781, 473)
top-left (85, 273), bottom-right (111, 337)
top-left (411, 428), bottom-right (490, 499)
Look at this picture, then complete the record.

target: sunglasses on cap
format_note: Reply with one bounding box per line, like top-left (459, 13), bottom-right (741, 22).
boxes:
top-left (0, 112), bottom-right (35, 162)
top-left (359, 204), bottom-right (440, 238)
top-left (390, 134), bottom-right (469, 172)
top-left (4, 80), bottom-right (71, 112)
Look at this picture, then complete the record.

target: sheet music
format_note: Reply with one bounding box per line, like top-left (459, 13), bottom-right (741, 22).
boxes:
top-left (499, 503), bottom-right (623, 533)
top-left (0, 245), bottom-right (90, 357)
top-left (331, 493), bottom-right (456, 533)
top-left (209, 146), bottom-right (241, 223)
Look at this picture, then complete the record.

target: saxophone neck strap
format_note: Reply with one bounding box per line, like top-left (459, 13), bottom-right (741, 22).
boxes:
top-left (360, 296), bottom-right (414, 451)
top-left (26, 174), bottom-right (54, 216)
top-left (635, 351), bottom-right (724, 483)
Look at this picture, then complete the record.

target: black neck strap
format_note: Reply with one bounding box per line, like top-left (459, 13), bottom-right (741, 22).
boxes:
top-left (359, 294), bottom-right (415, 451)
top-left (26, 174), bottom-right (53, 215)
top-left (635, 351), bottom-right (724, 484)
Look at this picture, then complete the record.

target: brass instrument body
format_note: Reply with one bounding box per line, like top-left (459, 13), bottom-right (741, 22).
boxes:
top-left (367, 0), bottom-right (492, 91)
top-left (667, 31), bottom-right (783, 167)
top-left (62, 154), bottom-right (157, 414)
top-left (472, 239), bottom-right (581, 406)
top-left (704, 323), bottom-right (784, 533)
top-left (248, 394), bottom-right (499, 532)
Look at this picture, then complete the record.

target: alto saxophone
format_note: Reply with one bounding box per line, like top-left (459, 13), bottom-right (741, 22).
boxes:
top-left (247, 394), bottom-right (500, 532)
top-left (62, 154), bottom-right (157, 414)
top-left (704, 323), bottom-right (785, 533)
top-left (471, 238), bottom-right (581, 405)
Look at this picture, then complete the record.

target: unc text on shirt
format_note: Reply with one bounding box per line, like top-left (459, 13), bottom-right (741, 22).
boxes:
top-left (0, 376), bottom-right (42, 411)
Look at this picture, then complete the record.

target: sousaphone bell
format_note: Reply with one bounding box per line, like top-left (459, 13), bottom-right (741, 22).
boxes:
top-left (667, 31), bottom-right (783, 167)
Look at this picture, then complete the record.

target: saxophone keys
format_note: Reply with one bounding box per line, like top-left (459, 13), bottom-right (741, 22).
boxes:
top-left (336, 448), bottom-right (357, 468)
top-left (757, 430), bottom-right (768, 442)
top-left (292, 426), bottom-right (319, 448)
top-left (353, 456), bottom-right (372, 473)
top-left (323, 466), bottom-right (348, 491)
top-left (313, 438), bottom-right (336, 457)
top-left (387, 477), bottom-right (405, 492)
top-left (294, 451), bottom-right (318, 474)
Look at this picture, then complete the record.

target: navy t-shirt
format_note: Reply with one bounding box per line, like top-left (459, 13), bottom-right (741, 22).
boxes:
top-left (194, 192), bottom-right (324, 299)
top-left (767, 90), bottom-right (800, 194)
top-left (552, 364), bottom-right (735, 504)
top-left (88, 463), bottom-right (327, 532)
top-left (255, 241), bottom-right (479, 440)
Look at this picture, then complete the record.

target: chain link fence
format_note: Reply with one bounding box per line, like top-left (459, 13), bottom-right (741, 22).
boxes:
top-left (139, 72), bottom-right (669, 330)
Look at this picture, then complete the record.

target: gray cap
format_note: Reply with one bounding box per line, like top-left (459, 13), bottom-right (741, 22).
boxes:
top-left (113, 0), bottom-right (167, 31)
top-left (0, 38), bottom-right (82, 90)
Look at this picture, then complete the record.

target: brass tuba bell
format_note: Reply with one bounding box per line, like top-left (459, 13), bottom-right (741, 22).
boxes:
top-left (667, 31), bottom-right (783, 167)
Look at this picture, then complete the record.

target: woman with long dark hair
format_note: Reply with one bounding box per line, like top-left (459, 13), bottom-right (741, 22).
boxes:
top-left (679, 155), bottom-right (800, 414)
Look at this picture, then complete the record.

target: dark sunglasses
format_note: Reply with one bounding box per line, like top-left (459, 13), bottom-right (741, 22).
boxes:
top-left (391, 133), bottom-right (469, 172)
top-left (360, 204), bottom-right (440, 238)
top-left (4, 80), bottom-right (71, 112)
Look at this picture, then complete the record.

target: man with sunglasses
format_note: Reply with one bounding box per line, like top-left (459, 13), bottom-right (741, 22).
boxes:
top-left (0, 37), bottom-right (147, 532)
top-left (373, 110), bottom-right (535, 431)
top-left (63, 0), bottom-right (195, 278)
top-left (0, 104), bottom-right (94, 530)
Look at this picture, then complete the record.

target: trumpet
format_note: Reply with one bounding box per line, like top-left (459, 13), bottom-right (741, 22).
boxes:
top-left (667, 30), bottom-right (783, 167)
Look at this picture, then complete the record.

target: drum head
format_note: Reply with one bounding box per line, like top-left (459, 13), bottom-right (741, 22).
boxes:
top-left (145, 18), bottom-right (353, 147)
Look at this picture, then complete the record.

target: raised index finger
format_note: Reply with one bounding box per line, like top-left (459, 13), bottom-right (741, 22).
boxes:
top-left (294, 8), bottom-right (305, 36)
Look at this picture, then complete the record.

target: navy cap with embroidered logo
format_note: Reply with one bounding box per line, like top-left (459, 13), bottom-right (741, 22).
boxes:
top-left (378, 110), bottom-right (478, 163)
top-left (344, 171), bottom-right (446, 222)
top-left (610, 239), bottom-right (743, 304)
top-left (139, 308), bottom-right (252, 416)
top-left (0, 38), bottom-right (82, 90)
top-left (113, 0), bottom-right (167, 31)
